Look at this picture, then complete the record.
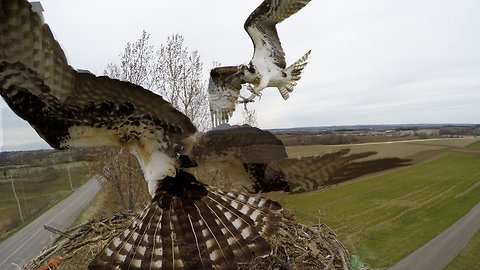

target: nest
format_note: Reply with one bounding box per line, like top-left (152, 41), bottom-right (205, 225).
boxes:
top-left (24, 212), bottom-right (351, 270)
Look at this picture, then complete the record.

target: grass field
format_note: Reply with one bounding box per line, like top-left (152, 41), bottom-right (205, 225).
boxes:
top-left (445, 230), bottom-right (480, 270)
top-left (279, 152), bottom-right (480, 268)
top-left (0, 163), bottom-right (92, 241)
top-left (466, 139), bottom-right (480, 149)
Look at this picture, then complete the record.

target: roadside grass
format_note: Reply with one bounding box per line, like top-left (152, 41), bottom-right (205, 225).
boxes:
top-left (445, 230), bottom-right (480, 270)
top-left (0, 164), bottom-right (92, 242)
top-left (279, 152), bottom-right (480, 268)
top-left (466, 139), bottom-right (480, 149)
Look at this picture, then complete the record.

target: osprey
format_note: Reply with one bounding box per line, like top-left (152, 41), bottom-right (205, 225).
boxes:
top-left (237, 0), bottom-right (312, 100)
top-left (1, 1), bottom-right (408, 269)
top-left (0, 1), bottom-right (282, 269)
top-left (208, 0), bottom-right (312, 126)
top-left (192, 125), bottom-right (411, 193)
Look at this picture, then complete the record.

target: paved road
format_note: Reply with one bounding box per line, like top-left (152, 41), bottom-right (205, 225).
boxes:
top-left (0, 177), bottom-right (101, 270)
top-left (389, 202), bottom-right (480, 270)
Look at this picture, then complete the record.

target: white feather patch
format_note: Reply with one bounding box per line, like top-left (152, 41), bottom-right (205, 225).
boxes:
top-left (232, 219), bottom-right (242, 229)
top-left (210, 249), bottom-right (221, 261)
top-left (113, 237), bottom-right (121, 248)
top-left (206, 239), bottom-right (215, 248)
top-left (131, 259), bottom-right (142, 268)
top-left (136, 245), bottom-right (146, 256)
top-left (250, 210), bottom-right (261, 220)
top-left (241, 227), bottom-right (252, 238)
top-left (224, 212), bottom-right (233, 220)
top-left (132, 232), bottom-right (139, 241)
top-left (152, 260), bottom-right (162, 268)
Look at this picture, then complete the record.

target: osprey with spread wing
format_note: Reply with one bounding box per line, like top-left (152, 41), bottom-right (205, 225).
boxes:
top-left (209, 0), bottom-right (312, 126)
top-left (191, 125), bottom-right (411, 193)
top-left (0, 1), bottom-right (282, 269)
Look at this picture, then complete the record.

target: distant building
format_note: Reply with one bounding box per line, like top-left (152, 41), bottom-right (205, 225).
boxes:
top-left (30, 1), bottom-right (45, 23)
top-left (77, 69), bottom-right (94, 75)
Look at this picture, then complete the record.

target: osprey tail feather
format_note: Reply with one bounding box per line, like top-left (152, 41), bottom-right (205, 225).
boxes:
top-left (89, 170), bottom-right (282, 270)
top-left (278, 50), bottom-right (311, 100)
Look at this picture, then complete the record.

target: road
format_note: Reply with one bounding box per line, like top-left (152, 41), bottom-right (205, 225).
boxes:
top-left (389, 202), bottom-right (480, 270)
top-left (0, 177), bottom-right (101, 270)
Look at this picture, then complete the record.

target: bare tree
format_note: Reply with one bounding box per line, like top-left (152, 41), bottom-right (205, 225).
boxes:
top-left (99, 32), bottom-right (211, 215)
top-left (154, 35), bottom-right (209, 130)
top-left (91, 148), bottom-right (149, 214)
top-left (105, 31), bottom-right (156, 89)
top-left (240, 109), bottom-right (258, 127)
top-left (105, 31), bottom-right (209, 130)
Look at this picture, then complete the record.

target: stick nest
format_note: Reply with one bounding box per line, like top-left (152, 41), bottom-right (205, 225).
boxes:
top-left (24, 212), bottom-right (351, 270)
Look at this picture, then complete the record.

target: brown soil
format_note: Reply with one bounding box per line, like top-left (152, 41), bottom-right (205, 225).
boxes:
top-left (286, 137), bottom-right (479, 165)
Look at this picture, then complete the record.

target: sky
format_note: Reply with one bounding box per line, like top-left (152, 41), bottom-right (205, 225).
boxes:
top-left (1, 0), bottom-right (480, 151)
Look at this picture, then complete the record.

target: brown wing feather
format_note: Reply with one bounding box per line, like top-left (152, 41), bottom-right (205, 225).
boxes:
top-left (265, 150), bottom-right (411, 192)
top-left (192, 125), bottom-right (287, 164)
top-left (0, 0), bottom-right (196, 152)
top-left (208, 66), bottom-right (246, 126)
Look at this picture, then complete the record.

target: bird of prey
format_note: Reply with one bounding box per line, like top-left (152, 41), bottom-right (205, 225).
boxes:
top-left (236, 0), bottom-right (312, 100)
top-left (207, 66), bottom-right (253, 127)
top-left (0, 1), bottom-right (282, 269)
top-left (190, 125), bottom-right (411, 193)
top-left (208, 0), bottom-right (312, 126)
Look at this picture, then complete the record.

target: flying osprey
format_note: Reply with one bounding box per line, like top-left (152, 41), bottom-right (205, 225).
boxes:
top-left (0, 1), bottom-right (282, 269)
top-left (209, 0), bottom-right (312, 126)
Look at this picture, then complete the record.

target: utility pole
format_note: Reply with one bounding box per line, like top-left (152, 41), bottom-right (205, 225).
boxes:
top-left (10, 176), bottom-right (24, 224)
top-left (67, 166), bottom-right (73, 191)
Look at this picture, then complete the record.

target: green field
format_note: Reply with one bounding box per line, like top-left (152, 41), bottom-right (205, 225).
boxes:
top-left (445, 230), bottom-right (480, 270)
top-left (466, 139), bottom-right (480, 149)
top-left (279, 152), bottom-right (480, 268)
top-left (0, 160), bottom-right (92, 241)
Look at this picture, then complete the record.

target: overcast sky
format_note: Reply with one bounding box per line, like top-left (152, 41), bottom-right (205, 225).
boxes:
top-left (1, 0), bottom-right (480, 151)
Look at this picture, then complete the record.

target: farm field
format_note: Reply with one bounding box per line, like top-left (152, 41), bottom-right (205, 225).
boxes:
top-left (0, 150), bottom-right (94, 242)
top-left (278, 138), bottom-right (480, 268)
top-left (286, 137), bottom-right (479, 164)
top-left (467, 139), bottom-right (480, 149)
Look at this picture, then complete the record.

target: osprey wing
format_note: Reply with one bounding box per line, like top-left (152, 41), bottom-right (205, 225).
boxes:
top-left (0, 0), bottom-right (196, 190)
top-left (265, 150), bottom-right (411, 192)
top-left (193, 125), bottom-right (287, 164)
top-left (244, 0), bottom-right (311, 69)
top-left (1, 2), bottom-right (286, 269)
top-left (191, 125), bottom-right (289, 191)
top-left (208, 66), bottom-right (244, 126)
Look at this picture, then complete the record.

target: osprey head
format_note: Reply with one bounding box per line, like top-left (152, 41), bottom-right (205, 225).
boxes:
top-left (236, 62), bottom-right (258, 81)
